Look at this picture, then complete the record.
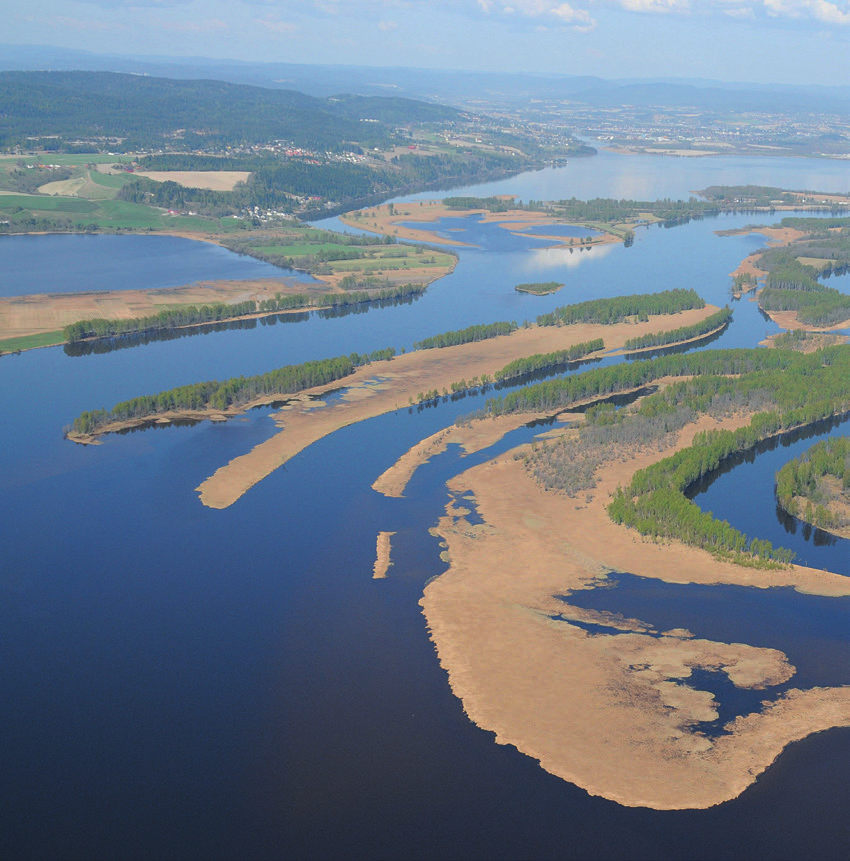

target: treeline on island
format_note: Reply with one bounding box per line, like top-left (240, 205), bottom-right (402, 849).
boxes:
top-left (536, 288), bottom-right (703, 327)
top-left (444, 195), bottom-right (724, 225)
top-left (414, 338), bottom-right (606, 405)
top-left (493, 339), bottom-right (604, 382)
top-left (497, 344), bottom-right (850, 567)
top-left (623, 307), bottom-right (732, 351)
top-left (70, 349), bottom-right (396, 436)
top-left (606, 355), bottom-right (850, 568)
top-left (756, 221), bottom-right (850, 326)
top-left (412, 321), bottom-right (517, 350)
top-left (760, 256), bottom-right (850, 326)
top-left (514, 282), bottom-right (564, 295)
top-left (775, 435), bottom-right (849, 530)
top-left (62, 285), bottom-right (426, 345)
top-left (483, 345), bottom-right (850, 418)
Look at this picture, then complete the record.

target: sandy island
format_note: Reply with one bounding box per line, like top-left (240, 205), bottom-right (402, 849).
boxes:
top-left (373, 531), bottom-right (396, 579)
top-left (724, 225), bottom-right (850, 330)
top-left (0, 253), bottom-right (453, 350)
top-left (0, 277), bottom-right (328, 346)
top-left (339, 199), bottom-right (623, 250)
top-left (414, 410), bottom-right (850, 810)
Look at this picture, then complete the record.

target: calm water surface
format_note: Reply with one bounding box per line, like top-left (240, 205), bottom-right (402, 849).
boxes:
top-left (2, 153), bottom-right (850, 860)
top-left (0, 233), bottom-right (304, 296)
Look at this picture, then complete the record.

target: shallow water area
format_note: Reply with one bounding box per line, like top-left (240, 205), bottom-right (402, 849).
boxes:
top-left (562, 572), bottom-right (850, 727)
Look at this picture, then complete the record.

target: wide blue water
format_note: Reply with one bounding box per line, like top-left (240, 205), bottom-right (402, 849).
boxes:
top-left (1, 153), bottom-right (849, 861)
top-left (0, 233), bottom-right (305, 296)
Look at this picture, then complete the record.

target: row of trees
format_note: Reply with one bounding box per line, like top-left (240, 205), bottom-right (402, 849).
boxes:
top-left (485, 345), bottom-right (850, 418)
top-left (413, 321), bottom-right (517, 350)
top-left (71, 349), bottom-right (398, 435)
top-left (536, 288), bottom-right (704, 327)
top-left (622, 307), bottom-right (732, 351)
top-left (493, 339), bottom-right (604, 382)
top-left (63, 285), bottom-right (427, 345)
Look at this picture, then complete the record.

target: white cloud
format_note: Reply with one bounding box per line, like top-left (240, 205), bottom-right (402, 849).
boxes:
top-left (811, 0), bottom-right (850, 23)
top-left (614, 0), bottom-right (850, 24)
top-left (68, 0), bottom-right (850, 30)
top-left (378, 19), bottom-right (399, 30)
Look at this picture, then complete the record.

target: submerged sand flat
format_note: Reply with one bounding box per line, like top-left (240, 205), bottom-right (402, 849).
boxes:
top-left (419, 412), bottom-right (850, 810)
top-left (194, 306), bottom-right (717, 508)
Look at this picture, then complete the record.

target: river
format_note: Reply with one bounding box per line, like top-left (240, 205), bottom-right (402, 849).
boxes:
top-left (1, 150), bottom-right (849, 860)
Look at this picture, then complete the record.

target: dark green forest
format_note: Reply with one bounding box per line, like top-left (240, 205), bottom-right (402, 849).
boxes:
top-left (412, 321), bottom-right (518, 350)
top-left (0, 71), bottom-right (458, 152)
top-left (63, 284), bottom-right (426, 345)
top-left (536, 288), bottom-right (704, 327)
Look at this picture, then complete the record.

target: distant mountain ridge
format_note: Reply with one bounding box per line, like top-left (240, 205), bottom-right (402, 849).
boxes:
top-left (0, 69), bottom-right (460, 151)
top-left (1, 44), bottom-right (849, 114)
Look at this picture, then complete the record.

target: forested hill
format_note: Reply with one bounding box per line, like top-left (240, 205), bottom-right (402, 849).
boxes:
top-left (0, 71), bottom-right (461, 152)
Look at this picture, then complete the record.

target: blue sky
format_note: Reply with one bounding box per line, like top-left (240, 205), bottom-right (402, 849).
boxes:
top-left (7, 0), bottom-right (850, 86)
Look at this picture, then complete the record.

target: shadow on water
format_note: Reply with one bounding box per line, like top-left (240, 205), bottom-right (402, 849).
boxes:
top-left (63, 293), bottom-right (423, 356)
top-left (775, 500), bottom-right (839, 546)
top-left (685, 413), bottom-right (850, 499)
top-left (63, 313), bottom-right (310, 356)
top-left (623, 322), bottom-right (729, 360)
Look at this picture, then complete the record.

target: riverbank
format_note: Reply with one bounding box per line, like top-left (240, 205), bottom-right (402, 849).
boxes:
top-left (419, 410), bottom-right (850, 810)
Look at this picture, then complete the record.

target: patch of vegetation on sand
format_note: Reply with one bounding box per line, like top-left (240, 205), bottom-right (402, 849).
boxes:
top-left (515, 281), bottom-right (564, 295)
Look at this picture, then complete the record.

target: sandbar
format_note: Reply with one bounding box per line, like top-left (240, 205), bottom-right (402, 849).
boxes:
top-left (373, 531), bottom-right (396, 579)
top-left (0, 277), bottom-right (324, 346)
top-left (419, 411), bottom-right (850, 809)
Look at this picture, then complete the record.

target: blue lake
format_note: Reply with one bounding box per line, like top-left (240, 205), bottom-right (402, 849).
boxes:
top-left (0, 232), bottom-right (304, 296)
top-left (2, 153), bottom-right (850, 860)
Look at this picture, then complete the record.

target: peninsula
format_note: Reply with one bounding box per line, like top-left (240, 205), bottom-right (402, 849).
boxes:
top-left (406, 343), bottom-right (850, 810)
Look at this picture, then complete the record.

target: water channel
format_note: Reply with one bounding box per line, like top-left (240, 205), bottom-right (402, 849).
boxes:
top-left (1, 149), bottom-right (849, 860)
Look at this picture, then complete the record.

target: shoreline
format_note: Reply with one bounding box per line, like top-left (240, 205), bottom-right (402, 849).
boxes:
top-left (0, 265), bottom-right (452, 355)
top-left (419, 411), bottom-right (850, 810)
top-left (0, 226), bottom-right (456, 352)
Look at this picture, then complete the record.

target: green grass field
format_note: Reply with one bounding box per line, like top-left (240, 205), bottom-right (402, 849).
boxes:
top-left (328, 253), bottom-right (452, 272)
top-left (0, 331), bottom-right (65, 352)
top-left (0, 191), bottom-right (247, 234)
top-left (254, 242), bottom-right (366, 257)
top-left (0, 194), bottom-right (99, 213)
top-left (0, 154), bottom-right (134, 167)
